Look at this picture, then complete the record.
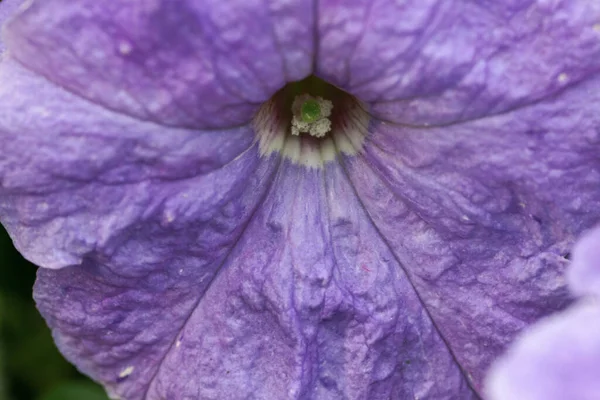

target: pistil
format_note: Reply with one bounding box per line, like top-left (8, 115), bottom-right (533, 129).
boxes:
top-left (291, 94), bottom-right (333, 138)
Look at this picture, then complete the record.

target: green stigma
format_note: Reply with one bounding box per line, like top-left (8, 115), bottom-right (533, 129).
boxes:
top-left (301, 99), bottom-right (321, 123)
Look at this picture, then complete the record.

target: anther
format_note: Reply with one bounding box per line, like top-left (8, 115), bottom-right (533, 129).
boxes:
top-left (291, 94), bottom-right (333, 138)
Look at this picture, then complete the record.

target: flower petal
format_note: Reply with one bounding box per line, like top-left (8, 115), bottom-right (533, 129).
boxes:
top-left (35, 160), bottom-right (480, 399)
top-left (4, 0), bottom-right (314, 129)
top-left (485, 301), bottom-right (600, 400)
top-left (0, 58), bottom-right (264, 269)
top-left (485, 225), bottom-right (600, 400)
top-left (0, 0), bottom-right (23, 54)
top-left (317, 0), bottom-right (600, 125)
top-left (342, 74), bottom-right (600, 390)
top-left (568, 226), bottom-right (600, 297)
top-left (33, 148), bottom-right (279, 399)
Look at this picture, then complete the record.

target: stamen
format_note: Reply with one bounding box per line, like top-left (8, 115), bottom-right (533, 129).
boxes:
top-left (291, 94), bottom-right (333, 138)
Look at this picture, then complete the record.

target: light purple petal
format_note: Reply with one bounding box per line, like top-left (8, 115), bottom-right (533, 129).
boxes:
top-left (486, 226), bottom-right (600, 400)
top-left (0, 57), bottom-right (261, 269)
top-left (4, 54), bottom-right (281, 397)
top-left (568, 226), bottom-right (600, 297)
top-left (36, 160), bottom-right (479, 399)
top-left (31, 146), bottom-right (280, 399)
top-left (486, 301), bottom-right (600, 400)
top-left (318, 0), bottom-right (600, 126)
top-left (1, 0), bottom-right (599, 399)
top-left (4, 0), bottom-right (314, 129)
top-left (342, 73), bottom-right (600, 390)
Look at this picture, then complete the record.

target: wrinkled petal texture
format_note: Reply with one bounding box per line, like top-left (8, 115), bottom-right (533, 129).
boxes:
top-left (4, 0), bottom-right (314, 129)
top-left (486, 227), bottom-right (600, 400)
top-left (344, 74), bottom-right (600, 390)
top-left (1, 0), bottom-right (600, 399)
top-left (318, 0), bottom-right (600, 126)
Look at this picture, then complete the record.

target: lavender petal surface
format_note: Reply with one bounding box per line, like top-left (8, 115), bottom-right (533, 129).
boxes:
top-left (0, 1), bottom-right (600, 399)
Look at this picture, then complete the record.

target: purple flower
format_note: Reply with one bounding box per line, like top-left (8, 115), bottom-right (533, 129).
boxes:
top-left (486, 226), bottom-right (600, 400)
top-left (1, 1), bottom-right (600, 399)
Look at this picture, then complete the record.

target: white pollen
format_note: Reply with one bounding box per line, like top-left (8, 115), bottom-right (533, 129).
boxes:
top-left (118, 366), bottom-right (135, 379)
top-left (309, 118), bottom-right (331, 138)
top-left (291, 115), bottom-right (310, 132)
top-left (319, 98), bottom-right (333, 118)
top-left (290, 94), bottom-right (333, 138)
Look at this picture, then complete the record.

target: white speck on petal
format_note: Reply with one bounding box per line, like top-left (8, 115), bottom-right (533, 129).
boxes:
top-left (118, 41), bottom-right (133, 55)
top-left (31, 106), bottom-right (51, 117)
top-left (118, 366), bottom-right (135, 379)
top-left (164, 210), bottom-right (175, 223)
top-left (557, 73), bottom-right (568, 83)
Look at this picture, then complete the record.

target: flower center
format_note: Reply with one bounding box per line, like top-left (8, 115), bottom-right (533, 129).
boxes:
top-left (291, 94), bottom-right (333, 138)
top-left (300, 98), bottom-right (322, 123)
top-left (253, 75), bottom-right (370, 168)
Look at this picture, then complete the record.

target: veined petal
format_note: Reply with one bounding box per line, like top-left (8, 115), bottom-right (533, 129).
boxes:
top-left (0, 58), bottom-right (264, 269)
top-left (486, 226), bottom-right (600, 400)
top-left (4, 0), bottom-right (314, 129)
top-left (342, 73), bottom-right (600, 390)
top-left (317, 0), bottom-right (600, 126)
top-left (36, 160), bottom-right (479, 400)
top-left (2, 0), bottom-right (599, 398)
top-left (33, 149), bottom-right (280, 399)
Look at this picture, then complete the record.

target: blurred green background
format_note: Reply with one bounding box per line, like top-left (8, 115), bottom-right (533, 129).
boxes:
top-left (0, 225), bottom-right (109, 400)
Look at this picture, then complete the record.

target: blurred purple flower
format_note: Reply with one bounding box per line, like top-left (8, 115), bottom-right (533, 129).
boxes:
top-left (486, 226), bottom-right (600, 400)
top-left (1, 1), bottom-right (600, 399)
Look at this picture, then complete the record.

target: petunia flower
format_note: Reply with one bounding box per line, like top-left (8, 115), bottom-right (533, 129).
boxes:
top-left (1, 1), bottom-right (600, 399)
top-left (486, 226), bottom-right (600, 400)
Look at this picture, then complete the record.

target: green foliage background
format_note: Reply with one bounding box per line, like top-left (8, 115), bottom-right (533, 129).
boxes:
top-left (0, 226), bottom-right (109, 400)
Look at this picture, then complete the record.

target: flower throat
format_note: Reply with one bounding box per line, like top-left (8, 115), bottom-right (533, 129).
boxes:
top-left (253, 75), bottom-right (369, 168)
